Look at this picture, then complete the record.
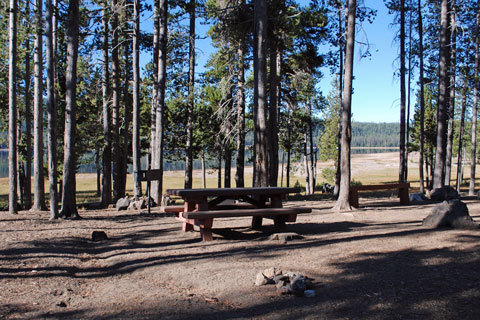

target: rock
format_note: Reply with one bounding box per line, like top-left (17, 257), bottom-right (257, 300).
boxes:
top-left (273, 275), bottom-right (288, 284)
top-left (57, 301), bottom-right (67, 308)
top-left (304, 290), bottom-right (316, 298)
top-left (127, 201), bottom-right (137, 210)
top-left (410, 192), bottom-right (427, 203)
top-left (428, 186), bottom-right (459, 201)
top-left (91, 231), bottom-right (109, 241)
top-left (135, 198), bottom-right (147, 209)
top-left (290, 275), bottom-right (306, 296)
top-left (115, 197), bottom-right (130, 211)
top-left (263, 267), bottom-right (278, 279)
top-left (269, 233), bottom-right (303, 242)
top-left (276, 283), bottom-right (292, 295)
top-left (423, 200), bottom-right (479, 229)
top-left (276, 280), bottom-right (287, 289)
top-left (255, 272), bottom-right (270, 286)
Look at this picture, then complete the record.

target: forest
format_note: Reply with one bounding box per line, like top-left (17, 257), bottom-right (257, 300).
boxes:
top-left (0, 0), bottom-right (478, 215)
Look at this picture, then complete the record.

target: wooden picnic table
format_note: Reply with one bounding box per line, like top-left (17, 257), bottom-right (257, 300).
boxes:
top-left (165, 187), bottom-right (310, 241)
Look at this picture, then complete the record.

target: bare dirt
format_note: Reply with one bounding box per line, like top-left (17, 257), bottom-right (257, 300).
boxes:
top-left (1, 196), bottom-right (480, 319)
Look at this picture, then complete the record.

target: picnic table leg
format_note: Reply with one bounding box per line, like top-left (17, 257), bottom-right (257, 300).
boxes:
top-left (198, 218), bottom-right (214, 241)
top-left (273, 215), bottom-right (287, 231)
top-left (252, 217), bottom-right (263, 230)
top-left (349, 189), bottom-right (359, 208)
top-left (399, 187), bottom-right (409, 205)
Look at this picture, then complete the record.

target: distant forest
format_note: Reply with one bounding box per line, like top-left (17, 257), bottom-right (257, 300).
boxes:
top-left (351, 122), bottom-right (399, 148)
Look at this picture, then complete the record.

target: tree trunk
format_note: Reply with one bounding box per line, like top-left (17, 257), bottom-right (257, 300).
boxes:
top-left (24, 0), bottom-right (32, 210)
top-left (470, 6), bottom-right (480, 195)
top-left (152, 0), bottom-right (167, 203)
top-left (33, 0), bottom-right (46, 211)
top-left (456, 75), bottom-right (467, 192)
top-left (445, 0), bottom-right (456, 186)
top-left (303, 135), bottom-right (310, 195)
top-left (112, 0), bottom-right (121, 201)
top-left (235, 45), bottom-right (246, 188)
top-left (132, 0), bottom-right (142, 197)
top-left (253, 0), bottom-right (269, 187)
top-left (269, 48), bottom-right (279, 187)
top-left (418, 0), bottom-right (425, 193)
top-left (101, 5), bottom-right (112, 207)
top-left (405, 3), bottom-right (413, 182)
top-left (8, 0), bottom-right (18, 214)
top-left (46, 0), bottom-right (59, 219)
top-left (96, 148), bottom-right (101, 196)
top-left (150, 0), bottom-right (159, 173)
top-left (432, 0), bottom-right (451, 189)
top-left (333, 0), bottom-right (356, 212)
top-left (399, 0), bottom-right (407, 183)
top-left (217, 155), bottom-right (222, 188)
top-left (184, 0), bottom-right (196, 189)
top-left (308, 100), bottom-right (315, 194)
top-left (120, 7), bottom-right (131, 198)
top-left (334, 5), bottom-right (344, 198)
top-left (202, 151), bottom-right (206, 188)
top-left (224, 148), bottom-right (232, 188)
top-left (59, 0), bottom-right (80, 218)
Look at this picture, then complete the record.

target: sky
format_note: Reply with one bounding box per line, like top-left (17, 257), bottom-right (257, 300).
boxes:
top-left (142, 1), bottom-right (406, 123)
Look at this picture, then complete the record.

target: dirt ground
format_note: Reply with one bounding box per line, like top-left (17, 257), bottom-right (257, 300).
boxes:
top-left (1, 196), bottom-right (480, 320)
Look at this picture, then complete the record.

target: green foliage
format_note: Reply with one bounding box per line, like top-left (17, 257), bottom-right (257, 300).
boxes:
top-left (321, 167), bottom-right (335, 184)
top-left (318, 79), bottom-right (340, 161)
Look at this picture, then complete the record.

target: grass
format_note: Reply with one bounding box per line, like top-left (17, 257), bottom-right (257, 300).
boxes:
top-left (1, 152), bottom-right (479, 208)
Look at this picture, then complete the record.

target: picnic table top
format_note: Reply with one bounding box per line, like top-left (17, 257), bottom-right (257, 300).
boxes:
top-left (166, 187), bottom-right (301, 198)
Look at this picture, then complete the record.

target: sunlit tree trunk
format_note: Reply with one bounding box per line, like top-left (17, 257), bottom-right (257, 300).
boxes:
top-left (269, 48), bottom-right (279, 186)
top-left (152, 0), bottom-right (167, 203)
top-left (456, 73), bottom-right (467, 192)
top-left (470, 6), bottom-right (480, 195)
top-left (46, 0), bottom-right (59, 219)
top-left (418, 0), bottom-right (425, 193)
top-left (101, 4), bottom-right (112, 207)
top-left (432, 0), bottom-right (451, 189)
top-left (112, 0), bottom-right (121, 201)
top-left (334, 0), bottom-right (356, 211)
top-left (445, 0), bottom-right (456, 186)
top-left (235, 45), bottom-right (246, 188)
top-left (253, 0), bottom-right (269, 188)
top-left (399, 0), bottom-right (407, 183)
top-left (8, 0), bottom-right (18, 214)
top-left (184, 0), bottom-right (196, 189)
top-left (59, 0), bottom-right (80, 218)
top-left (23, 0), bottom-right (32, 210)
top-left (33, 0), bottom-right (46, 211)
top-left (132, 0), bottom-right (142, 197)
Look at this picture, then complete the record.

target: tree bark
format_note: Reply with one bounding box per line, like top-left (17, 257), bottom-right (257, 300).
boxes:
top-left (8, 0), bottom-right (18, 214)
top-left (59, 0), bottom-right (80, 218)
top-left (33, 0), bottom-right (46, 211)
top-left (120, 16), bottom-right (131, 199)
top-left (456, 74), bottom-right (467, 192)
top-left (333, 0), bottom-right (356, 212)
top-left (445, 0), bottom-right (456, 186)
top-left (112, 0), bottom-right (121, 201)
top-left (24, 0), bottom-right (32, 210)
top-left (184, 0), bottom-right (196, 189)
top-left (101, 5), bottom-right (112, 207)
top-left (151, 0), bottom-right (167, 203)
top-left (235, 45), bottom-right (246, 188)
top-left (132, 0), bottom-right (142, 197)
top-left (253, 0), bottom-right (269, 187)
top-left (46, 0), bottom-right (59, 219)
top-left (418, 0), bottom-right (425, 193)
top-left (268, 48), bottom-right (279, 187)
top-left (432, 0), bottom-right (451, 189)
top-left (399, 0), bottom-right (407, 183)
top-left (334, 5), bottom-right (344, 198)
top-left (224, 148), bottom-right (232, 188)
top-left (470, 6), bottom-right (480, 195)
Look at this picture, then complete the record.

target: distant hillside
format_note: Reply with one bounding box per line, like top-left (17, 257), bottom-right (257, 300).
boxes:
top-left (351, 122), bottom-right (399, 148)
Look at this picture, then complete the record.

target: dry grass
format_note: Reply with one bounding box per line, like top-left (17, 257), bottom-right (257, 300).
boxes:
top-left (0, 152), bottom-right (478, 206)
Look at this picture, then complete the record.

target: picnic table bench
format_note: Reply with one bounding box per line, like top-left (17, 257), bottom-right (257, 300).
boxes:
top-left (165, 187), bottom-right (311, 241)
top-left (349, 183), bottom-right (410, 208)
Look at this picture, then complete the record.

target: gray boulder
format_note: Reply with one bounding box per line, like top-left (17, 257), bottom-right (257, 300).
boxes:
top-left (422, 199), bottom-right (479, 229)
top-left (428, 186), bottom-right (459, 201)
top-left (410, 192), bottom-right (427, 203)
top-left (115, 197), bottom-right (130, 211)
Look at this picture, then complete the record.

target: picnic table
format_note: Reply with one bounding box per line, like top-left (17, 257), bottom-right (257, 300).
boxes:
top-left (165, 187), bottom-right (311, 241)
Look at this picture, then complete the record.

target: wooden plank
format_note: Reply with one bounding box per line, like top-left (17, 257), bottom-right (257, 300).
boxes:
top-left (166, 187), bottom-right (301, 198)
top-left (182, 207), bottom-right (311, 219)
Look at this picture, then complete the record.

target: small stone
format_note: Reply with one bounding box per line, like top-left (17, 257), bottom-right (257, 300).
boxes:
top-left (115, 197), bottom-right (130, 211)
top-left (255, 272), bottom-right (269, 286)
top-left (127, 201), bottom-right (137, 211)
top-left (263, 267), bottom-right (277, 279)
top-left (273, 275), bottom-right (288, 284)
top-left (290, 275), bottom-right (306, 296)
top-left (57, 301), bottom-right (67, 308)
top-left (276, 283), bottom-right (292, 295)
top-left (276, 280), bottom-right (286, 289)
top-left (269, 233), bottom-right (303, 242)
top-left (91, 231), bottom-right (108, 242)
top-left (304, 290), bottom-right (316, 298)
